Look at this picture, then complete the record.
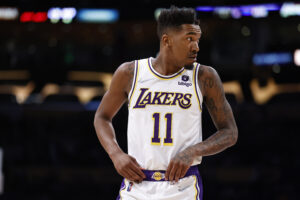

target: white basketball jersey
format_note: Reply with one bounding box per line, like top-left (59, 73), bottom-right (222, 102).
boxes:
top-left (127, 57), bottom-right (203, 170)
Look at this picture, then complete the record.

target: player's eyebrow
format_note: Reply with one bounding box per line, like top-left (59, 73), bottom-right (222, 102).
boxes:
top-left (186, 31), bottom-right (202, 36)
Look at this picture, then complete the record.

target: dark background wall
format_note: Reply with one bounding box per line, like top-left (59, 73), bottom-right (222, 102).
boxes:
top-left (0, 0), bottom-right (299, 199)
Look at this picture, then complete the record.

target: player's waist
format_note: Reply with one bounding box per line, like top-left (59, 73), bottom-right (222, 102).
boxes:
top-left (142, 165), bottom-right (199, 181)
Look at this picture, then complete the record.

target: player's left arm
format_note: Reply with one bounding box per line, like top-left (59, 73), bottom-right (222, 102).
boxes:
top-left (194, 65), bottom-right (238, 156)
top-left (165, 65), bottom-right (238, 182)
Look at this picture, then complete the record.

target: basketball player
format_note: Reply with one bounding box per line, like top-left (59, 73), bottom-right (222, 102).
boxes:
top-left (94, 6), bottom-right (238, 200)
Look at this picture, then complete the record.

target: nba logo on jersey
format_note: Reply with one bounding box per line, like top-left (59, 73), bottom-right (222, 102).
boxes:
top-left (182, 75), bottom-right (189, 82)
top-left (127, 182), bottom-right (133, 192)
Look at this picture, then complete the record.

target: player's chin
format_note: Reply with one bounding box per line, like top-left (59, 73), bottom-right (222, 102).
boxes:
top-left (185, 58), bottom-right (196, 65)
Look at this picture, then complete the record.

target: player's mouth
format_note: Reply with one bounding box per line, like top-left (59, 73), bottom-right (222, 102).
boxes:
top-left (188, 55), bottom-right (197, 61)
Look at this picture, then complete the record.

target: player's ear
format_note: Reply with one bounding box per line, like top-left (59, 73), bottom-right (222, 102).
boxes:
top-left (162, 34), bottom-right (172, 47)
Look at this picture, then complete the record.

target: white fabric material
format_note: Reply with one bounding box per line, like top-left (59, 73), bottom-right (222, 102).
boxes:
top-left (127, 57), bottom-right (203, 170)
top-left (119, 176), bottom-right (200, 200)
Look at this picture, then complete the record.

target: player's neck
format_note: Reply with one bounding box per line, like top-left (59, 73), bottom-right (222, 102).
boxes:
top-left (152, 53), bottom-right (183, 76)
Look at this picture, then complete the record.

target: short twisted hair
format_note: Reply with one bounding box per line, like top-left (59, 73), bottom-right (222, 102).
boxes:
top-left (157, 6), bottom-right (199, 38)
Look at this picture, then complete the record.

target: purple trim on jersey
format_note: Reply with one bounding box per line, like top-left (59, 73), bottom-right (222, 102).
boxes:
top-left (197, 172), bottom-right (204, 200)
top-left (116, 179), bottom-right (126, 200)
top-left (148, 58), bottom-right (184, 79)
top-left (193, 171), bottom-right (203, 200)
top-left (142, 165), bottom-right (199, 181)
top-left (194, 64), bottom-right (202, 110)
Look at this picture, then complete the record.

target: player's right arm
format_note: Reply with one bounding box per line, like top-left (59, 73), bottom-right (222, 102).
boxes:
top-left (93, 61), bottom-right (145, 182)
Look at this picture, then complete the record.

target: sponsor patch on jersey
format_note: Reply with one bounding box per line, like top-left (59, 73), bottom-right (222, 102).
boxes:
top-left (182, 75), bottom-right (189, 82)
top-left (152, 172), bottom-right (165, 181)
top-left (178, 81), bottom-right (192, 87)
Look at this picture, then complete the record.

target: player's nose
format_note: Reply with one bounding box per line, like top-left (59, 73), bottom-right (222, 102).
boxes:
top-left (192, 42), bottom-right (199, 52)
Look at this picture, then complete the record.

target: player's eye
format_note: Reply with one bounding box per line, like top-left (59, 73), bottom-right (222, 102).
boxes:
top-left (187, 37), bottom-right (192, 41)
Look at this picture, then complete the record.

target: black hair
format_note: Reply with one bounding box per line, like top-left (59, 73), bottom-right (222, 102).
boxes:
top-left (157, 6), bottom-right (199, 39)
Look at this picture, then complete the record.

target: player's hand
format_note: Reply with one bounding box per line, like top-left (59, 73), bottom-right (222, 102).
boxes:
top-left (165, 147), bottom-right (195, 182)
top-left (110, 151), bottom-right (146, 183)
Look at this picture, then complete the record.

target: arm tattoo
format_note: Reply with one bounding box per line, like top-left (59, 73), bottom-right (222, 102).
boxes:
top-left (205, 97), bottom-right (217, 112)
top-left (194, 65), bottom-right (238, 157)
top-left (177, 148), bottom-right (193, 164)
top-left (202, 77), bottom-right (214, 89)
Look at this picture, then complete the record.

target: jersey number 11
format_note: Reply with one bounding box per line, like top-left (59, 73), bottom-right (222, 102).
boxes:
top-left (151, 113), bottom-right (173, 146)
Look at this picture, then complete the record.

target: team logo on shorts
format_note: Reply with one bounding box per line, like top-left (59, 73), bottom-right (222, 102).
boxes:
top-left (152, 172), bottom-right (165, 181)
top-left (182, 75), bottom-right (189, 82)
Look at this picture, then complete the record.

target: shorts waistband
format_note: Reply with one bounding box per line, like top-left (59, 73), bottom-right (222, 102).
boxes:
top-left (142, 165), bottom-right (199, 181)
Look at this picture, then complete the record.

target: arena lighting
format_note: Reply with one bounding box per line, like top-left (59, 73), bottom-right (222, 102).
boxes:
top-left (77, 9), bottom-right (119, 23)
top-left (294, 49), bottom-right (300, 66)
top-left (280, 2), bottom-right (300, 17)
top-left (48, 7), bottom-right (76, 24)
top-left (20, 12), bottom-right (34, 22)
top-left (213, 7), bottom-right (231, 19)
top-left (253, 52), bottom-right (293, 66)
top-left (195, 6), bottom-right (214, 12)
top-left (0, 7), bottom-right (18, 20)
top-left (251, 6), bottom-right (268, 18)
top-left (20, 11), bottom-right (47, 23)
top-left (154, 8), bottom-right (163, 20)
top-left (197, 3), bottom-right (280, 18)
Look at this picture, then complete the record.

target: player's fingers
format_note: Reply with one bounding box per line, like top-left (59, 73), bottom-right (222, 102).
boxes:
top-left (180, 166), bottom-right (190, 178)
top-left (168, 163), bottom-right (178, 182)
top-left (165, 161), bottom-right (174, 181)
top-left (128, 168), bottom-right (143, 182)
top-left (131, 164), bottom-right (146, 179)
top-left (130, 163), bottom-right (146, 180)
top-left (174, 165), bottom-right (183, 182)
top-left (130, 158), bottom-right (146, 178)
top-left (119, 169), bottom-right (131, 181)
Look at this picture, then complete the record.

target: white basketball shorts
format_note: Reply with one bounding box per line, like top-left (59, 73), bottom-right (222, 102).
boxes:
top-left (116, 165), bottom-right (203, 200)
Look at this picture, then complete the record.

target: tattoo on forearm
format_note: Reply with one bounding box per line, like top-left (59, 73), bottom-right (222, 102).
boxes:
top-left (177, 148), bottom-right (193, 164)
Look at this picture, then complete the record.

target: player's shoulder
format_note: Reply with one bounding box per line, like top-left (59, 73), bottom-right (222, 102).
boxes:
top-left (197, 64), bottom-right (218, 78)
top-left (115, 57), bottom-right (149, 76)
top-left (116, 61), bottom-right (135, 76)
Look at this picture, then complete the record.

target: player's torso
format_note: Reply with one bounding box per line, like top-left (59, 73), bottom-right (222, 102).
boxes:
top-left (127, 57), bottom-right (203, 170)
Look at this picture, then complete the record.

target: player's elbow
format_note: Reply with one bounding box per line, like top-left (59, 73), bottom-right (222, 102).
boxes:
top-left (229, 127), bottom-right (238, 146)
top-left (93, 113), bottom-right (99, 128)
top-left (93, 111), bottom-right (111, 128)
top-left (93, 111), bottom-right (103, 128)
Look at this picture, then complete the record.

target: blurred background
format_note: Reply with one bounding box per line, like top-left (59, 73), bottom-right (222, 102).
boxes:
top-left (0, 0), bottom-right (300, 199)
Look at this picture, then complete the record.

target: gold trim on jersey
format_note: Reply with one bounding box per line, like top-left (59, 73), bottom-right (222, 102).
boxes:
top-left (147, 57), bottom-right (185, 80)
top-left (193, 63), bottom-right (202, 112)
top-left (119, 179), bottom-right (127, 200)
top-left (128, 60), bottom-right (140, 107)
top-left (193, 175), bottom-right (199, 200)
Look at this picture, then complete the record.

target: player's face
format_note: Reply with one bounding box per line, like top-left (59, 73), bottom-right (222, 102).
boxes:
top-left (170, 24), bottom-right (201, 67)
